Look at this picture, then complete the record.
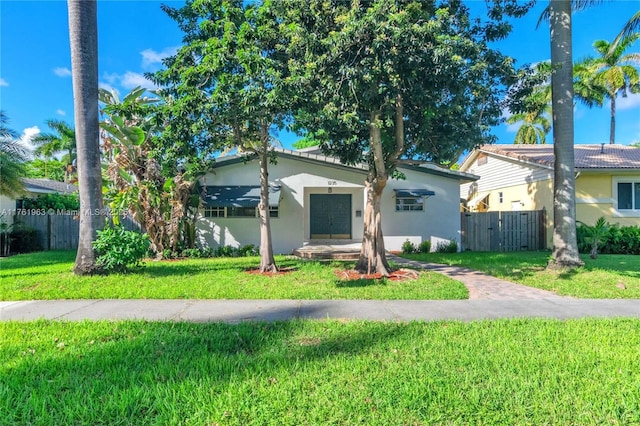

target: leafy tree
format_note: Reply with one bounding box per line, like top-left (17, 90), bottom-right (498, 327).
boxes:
top-left (574, 34), bottom-right (640, 144)
top-left (0, 111), bottom-right (27, 197)
top-left (67, 0), bottom-right (104, 275)
top-left (280, 0), bottom-right (530, 275)
top-left (24, 159), bottom-right (66, 181)
top-left (153, 0), bottom-right (293, 272)
top-left (31, 119), bottom-right (77, 182)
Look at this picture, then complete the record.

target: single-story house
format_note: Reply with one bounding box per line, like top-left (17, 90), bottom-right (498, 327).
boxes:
top-left (196, 147), bottom-right (478, 254)
top-left (459, 144), bottom-right (640, 248)
top-left (0, 178), bottom-right (77, 225)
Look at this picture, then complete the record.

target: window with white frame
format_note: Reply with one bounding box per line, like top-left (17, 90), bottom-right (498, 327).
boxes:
top-left (203, 206), bottom-right (279, 218)
top-left (617, 181), bottom-right (640, 211)
top-left (395, 196), bottom-right (424, 211)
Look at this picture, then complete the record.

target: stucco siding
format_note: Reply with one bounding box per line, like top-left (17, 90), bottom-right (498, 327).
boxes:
top-left (196, 156), bottom-right (463, 253)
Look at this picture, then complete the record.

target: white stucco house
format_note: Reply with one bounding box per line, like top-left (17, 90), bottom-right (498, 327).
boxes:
top-left (196, 147), bottom-right (478, 254)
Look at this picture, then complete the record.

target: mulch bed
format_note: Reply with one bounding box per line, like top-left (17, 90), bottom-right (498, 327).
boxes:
top-left (245, 267), bottom-right (298, 276)
top-left (335, 268), bottom-right (419, 281)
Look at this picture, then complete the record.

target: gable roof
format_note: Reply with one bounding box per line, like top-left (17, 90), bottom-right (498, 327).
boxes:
top-left (22, 178), bottom-right (77, 194)
top-left (213, 147), bottom-right (479, 183)
top-left (462, 144), bottom-right (640, 171)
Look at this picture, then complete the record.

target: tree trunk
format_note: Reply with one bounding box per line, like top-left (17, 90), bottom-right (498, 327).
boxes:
top-left (609, 93), bottom-right (616, 144)
top-left (68, 0), bottom-right (104, 275)
top-left (355, 112), bottom-right (391, 276)
top-left (258, 128), bottom-right (277, 273)
top-left (548, 0), bottom-right (584, 270)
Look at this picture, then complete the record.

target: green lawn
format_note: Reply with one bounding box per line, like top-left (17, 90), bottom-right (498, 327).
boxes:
top-left (401, 251), bottom-right (640, 299)
top-left (2, 319), bottom-right (639, 425)
top-left (0, 251), bottom-right (467, 300)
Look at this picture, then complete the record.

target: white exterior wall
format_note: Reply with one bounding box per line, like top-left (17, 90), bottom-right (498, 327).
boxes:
top-left (197, 156), bottom-right (464, 253)
top-left (460, 153), bottom-right (552, 201)
top-left (0, 195), bottom-right (16, 225)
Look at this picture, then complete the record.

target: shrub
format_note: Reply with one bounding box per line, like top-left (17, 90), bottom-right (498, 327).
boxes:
top-left (22, 193), bottom-right (80, 212)
top-left (215, 245), bottom-right (237, 257)
top-left (435, 239), bottom-right (458, 253)
top-left (402, 239), bottom-right (417, 254)
top-left (238, 244), bottom-right (259, 257)
top-left (577, 222), bottom-right (640, 256)
top-left (7, 225), bottom-right (42, 254)
top-left (93, 224), bottom-right (150, 273)
top-left (418, 240), bottom-right (431, 253)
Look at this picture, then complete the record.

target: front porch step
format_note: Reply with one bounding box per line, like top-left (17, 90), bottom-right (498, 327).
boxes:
top-left (292, 247), bottom-right (361, 260)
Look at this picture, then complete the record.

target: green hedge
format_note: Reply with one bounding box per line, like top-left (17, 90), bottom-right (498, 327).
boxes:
top-left (577, 223), bottom-right (640, 255)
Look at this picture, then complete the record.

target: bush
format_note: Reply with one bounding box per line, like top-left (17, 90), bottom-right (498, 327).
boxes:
top-left (402, 240), bottom-right (417, 254)
top-left (238, 244), bottom-right (259, 257)
top-left (435, 239), bottom-right (458, 253)
top-left (93, 224), bottom-right (150, 273)
top-left (577, 223), bottom-right (640, 255)
top-left (8, 225), bottom-right (42, 254)
top-left (22, 193), bottom-right (80, 212)
top-left (418, 240), bottom-right (431, 253)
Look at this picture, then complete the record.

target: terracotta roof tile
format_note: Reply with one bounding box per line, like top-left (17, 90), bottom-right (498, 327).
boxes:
top-left (479, 144), bottom-right (640, 169)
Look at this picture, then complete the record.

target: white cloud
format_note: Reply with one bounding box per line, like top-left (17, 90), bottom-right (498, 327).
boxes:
top-left (141, 47), bottom-right (178, 69)
top-left (617, 92), bottom-right (640, 111)
top-left (56, 109), bottom-right (66, 116)
top-left (120, 71), bottom-right (157, 90)
top-left (0, 78), bottom-right (8, 87)
top-left (18, 126), bottom-right (41, 155)
top-left (53, 67), bottom-right (72, 77)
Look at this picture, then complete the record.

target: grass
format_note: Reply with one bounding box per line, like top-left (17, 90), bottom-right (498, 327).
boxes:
top-left (0, 251), bottom-right (468, 300)
top-left (401, 251), bottom-right (640, 299)
top-left (2, 319), bottom-right (640, 425)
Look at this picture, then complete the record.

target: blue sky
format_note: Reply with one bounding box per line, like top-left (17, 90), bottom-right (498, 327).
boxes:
top-left (1, 0), bottom-right (639, 154)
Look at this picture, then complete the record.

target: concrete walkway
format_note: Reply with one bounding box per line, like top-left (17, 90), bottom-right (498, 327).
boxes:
top-left (1, 256), bottom-right (638, 322)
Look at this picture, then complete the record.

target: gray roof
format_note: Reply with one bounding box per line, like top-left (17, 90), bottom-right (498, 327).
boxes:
top-left (477, 144), bottom-right (640, 170)
top-left (22, 178), bottom-right (77, 194)
top-left (214, 147), bottom-right (479, 182)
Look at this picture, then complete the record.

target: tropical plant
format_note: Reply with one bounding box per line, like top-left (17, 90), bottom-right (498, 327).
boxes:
top-left (67, 0), bottom-right (104, 275)
top-left (574, 34), bottom-right (640, 144)
top-left (577, 217), bottom-right (610, 259)
top-left (99, 86), bottom-right (204, 258)
top-left (24, 158), bottom-right (66, 181)
top-left (31, 119), bottom-right (77, 182)
top-left (0, 111), bottom-right (27, 197)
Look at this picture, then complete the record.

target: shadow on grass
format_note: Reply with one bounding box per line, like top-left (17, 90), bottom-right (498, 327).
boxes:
top-left (2, 319), bottom-right (403, 424)
top-left (334, 278), bottom-right (386, 288)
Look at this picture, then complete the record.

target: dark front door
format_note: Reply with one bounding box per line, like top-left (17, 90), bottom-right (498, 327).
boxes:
top-left (310, 194), bottom-right (352, 239)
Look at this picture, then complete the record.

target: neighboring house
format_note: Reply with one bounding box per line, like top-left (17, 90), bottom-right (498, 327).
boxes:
top-left (0, 178), bottom-right (77, 225)
top-left (459, 144), bottom-right (640, 248)
top-left (196, 147), bottom-right (478, 254)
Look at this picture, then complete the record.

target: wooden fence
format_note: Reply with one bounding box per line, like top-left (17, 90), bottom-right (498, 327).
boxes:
top-left (460, 210), bottom-right (546, 252)
top-left (13, 211), bottom-right (140, 251)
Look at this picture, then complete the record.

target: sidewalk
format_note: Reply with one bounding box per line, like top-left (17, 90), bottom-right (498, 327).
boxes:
top-left (1, 299), bottom-right (639, 322)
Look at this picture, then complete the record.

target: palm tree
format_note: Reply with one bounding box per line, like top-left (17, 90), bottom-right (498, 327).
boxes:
top-left (575, 34), bottom-right (640, 144)
top-left (31, 119), bottom-right (77, 182)
top-left (506, 89), bottom-right (552, 144)
top-left (67, 0), bottom-right (104, 275)
top-left (0, 111), bottom-right (27, 197)
top-left (611, 10), bottom-right (640, 49)
top-left (547, 0), bottom-right (584, 269)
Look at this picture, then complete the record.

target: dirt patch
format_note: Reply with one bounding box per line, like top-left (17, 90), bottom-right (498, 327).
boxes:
top-left (245, 267), bottom-right (298, 276)
top-left (335, 268), bottom-right (419, 282)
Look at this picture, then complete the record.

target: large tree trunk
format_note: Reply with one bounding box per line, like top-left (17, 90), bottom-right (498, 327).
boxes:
top-left (258, 127), bottom-right (277, 273)
top-left (548, 0), bottom-right (584, 270)
top-left (68, 0), bottom-right (104, 275)
top-left (355, 111), bottom-right (392, 276)
top-left (609, 93), bottom-right (616, 144)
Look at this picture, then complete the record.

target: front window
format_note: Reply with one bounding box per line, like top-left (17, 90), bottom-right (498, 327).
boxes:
top-left (227, 207), bottom-right (257, 218)
top-left (396, 197), bottom-right (424, 212)
top-left (203, 206), bottom-right (279, 218)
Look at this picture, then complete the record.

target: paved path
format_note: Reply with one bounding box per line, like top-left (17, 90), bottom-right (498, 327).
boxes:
top-left (389, 256), bottom-right (566, 300)
top-left (1, 256), bottom-right (638, 322)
